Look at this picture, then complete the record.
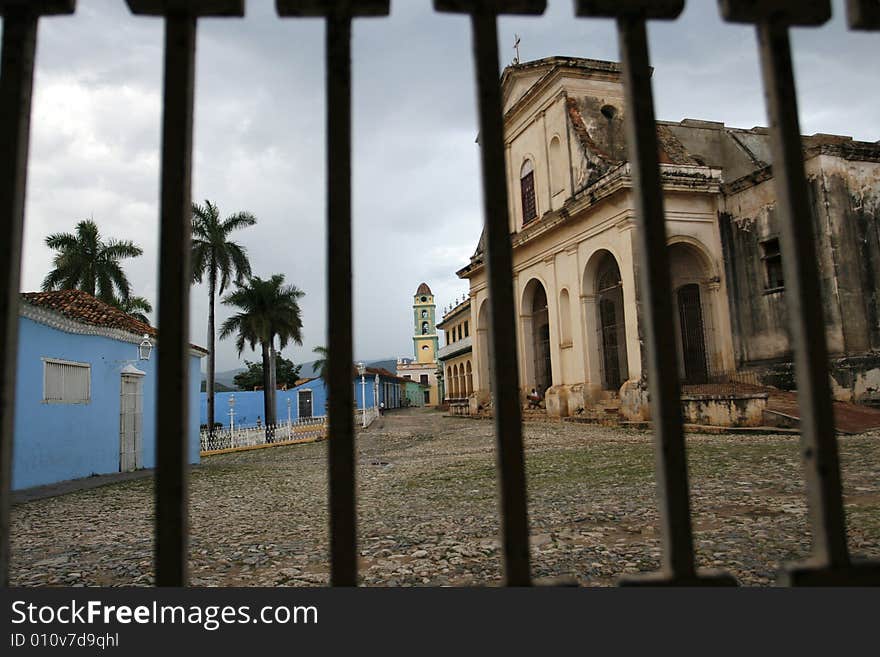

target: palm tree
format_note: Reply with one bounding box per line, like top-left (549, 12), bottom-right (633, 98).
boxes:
top-left (42, 219), bottom-right (143, 303)
top-left (191, 200), bottom-right (256, 437)
top-left (219, 274), bottom-right (304, 440)
top-left (312, 346), bottom-right (329, 382)
top-left (111, 296), bottom-right (153, 325)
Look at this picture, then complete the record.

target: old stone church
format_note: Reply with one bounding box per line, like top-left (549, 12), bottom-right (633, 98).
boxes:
top-left (456, 56), bottom-right (880, 420)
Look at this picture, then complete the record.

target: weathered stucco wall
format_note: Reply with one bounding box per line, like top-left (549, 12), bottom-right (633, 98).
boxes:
top-left (719, 153), bottom-right (880, 400)
top-left (680, 394), bottom-right (768, 427)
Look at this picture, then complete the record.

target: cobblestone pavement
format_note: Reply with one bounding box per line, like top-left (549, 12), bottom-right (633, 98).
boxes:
top-left (10, 408), bottom-right (880, 587)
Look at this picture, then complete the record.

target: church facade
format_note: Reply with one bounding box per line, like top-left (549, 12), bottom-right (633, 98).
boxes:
top-left (396, 283), bottom-right (440, 406)
top-left (457, 56), bottom-right (880, 419)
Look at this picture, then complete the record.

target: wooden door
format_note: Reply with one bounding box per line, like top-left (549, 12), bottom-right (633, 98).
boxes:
top-left (119, 374), bottom-right (143, 472)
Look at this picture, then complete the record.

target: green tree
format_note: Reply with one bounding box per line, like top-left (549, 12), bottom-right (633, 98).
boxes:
top-left (191, 200), bottom-right (256, 439)
top-left (234, 355), bottom-right (302, 391)
top-left (311, 346), bottom-right (328, 382)
top-left (42, 219), bottom-right (143, 303)
top-left (111, 295), bottom-right (153, 325)
top-left (233, 361), bottom-right (265, 390)
top-left (219, 274), bottom-right (305, 440)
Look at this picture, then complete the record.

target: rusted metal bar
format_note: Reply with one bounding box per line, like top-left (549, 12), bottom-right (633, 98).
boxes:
top-left (576, 0), bottom-right (735, 586)
top-left (126, 0), bottom-right (244, 587)
top-left (434, 0), bottom-right (546, 587)
top-left (0, 0), bottom-right (76, 589)
top-left (846, 0), bottom-right (880, 29)
top-left (276, 0), bottom-right (389, 587)
top-left (719, 0), bottom-right (879, 586)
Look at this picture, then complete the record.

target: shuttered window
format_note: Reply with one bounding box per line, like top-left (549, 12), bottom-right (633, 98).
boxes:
top-left (43, 359), bottom-right (91, 404)
top-left (521, 160), bottom-right (537, 225)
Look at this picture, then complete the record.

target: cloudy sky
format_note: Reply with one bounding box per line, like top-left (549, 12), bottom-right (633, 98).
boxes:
top-left (12, 0), bottom-right (879, 372)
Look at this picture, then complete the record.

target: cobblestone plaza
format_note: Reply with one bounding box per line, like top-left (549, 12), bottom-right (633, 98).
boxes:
top-left (11, 408), bottom-right (880, 587)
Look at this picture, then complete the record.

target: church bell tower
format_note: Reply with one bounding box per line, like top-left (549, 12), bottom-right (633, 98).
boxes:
top-left (413, 283), bottom-right (438, 364)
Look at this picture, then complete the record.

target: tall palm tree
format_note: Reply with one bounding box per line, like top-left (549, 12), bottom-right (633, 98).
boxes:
top-left (191, 200), bottom-right (256, 435)
top-left (111, 295), bottom-right (153, 325)
top-left (219, 274), bottom-right (304, 440)
top-left (42, 219), bottom-right (143, 303)
top-left (312, 346), bottom-right (329, 382)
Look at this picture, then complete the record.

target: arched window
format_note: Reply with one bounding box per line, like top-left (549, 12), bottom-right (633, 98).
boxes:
top-left (422, 321), bottom-right (429, 335)
top-left (549, 136), bottom-right (565, 196)
top-left (559, 289), bottom-right (572, 345)
top-left (520, 159), bottom-right (537, 225)
top-left (421, 309), bottom-right (427, 319)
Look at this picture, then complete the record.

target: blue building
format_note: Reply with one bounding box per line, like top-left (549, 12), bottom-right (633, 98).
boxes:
top-left (201, 367), bottom-right (405, 426)
top-left (12, 290), bottom-right (206, 490)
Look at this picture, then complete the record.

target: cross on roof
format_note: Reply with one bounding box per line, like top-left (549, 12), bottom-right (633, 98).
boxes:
top-left (513, 33), bottom-right (521, 64)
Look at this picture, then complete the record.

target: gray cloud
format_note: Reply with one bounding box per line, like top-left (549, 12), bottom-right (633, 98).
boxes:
top-left (12, 0), bottom-right (878, 372)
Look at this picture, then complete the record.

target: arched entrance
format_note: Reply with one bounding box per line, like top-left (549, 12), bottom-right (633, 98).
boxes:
top-left (669, 240), bottom-right (719, 385)
top-left (522, 279), bottom-right (553, 395)
top-left (677, 284), bottom-right (708, 384)
top-left (476, 300), bottom-right (491, 395)
top-left (594, 253), bottom-right (629, 391)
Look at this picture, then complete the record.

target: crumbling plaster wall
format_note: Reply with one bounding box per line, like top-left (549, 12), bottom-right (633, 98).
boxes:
top-left (719, 153), bottom-right (880, 399)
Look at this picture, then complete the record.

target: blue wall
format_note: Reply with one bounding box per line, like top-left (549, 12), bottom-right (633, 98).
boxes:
top-left (200, 373), bottom-right (404, 426)
top-left (12, 317), bottom-right (202, 490)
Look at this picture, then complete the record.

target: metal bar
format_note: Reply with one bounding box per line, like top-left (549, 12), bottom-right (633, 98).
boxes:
top-left (0, 9), bottom-right (38, 589)
top-left (154, 13), bottom-right (197, 587)
top-left (847, 0), bottom-right (880, 29)
top-left (469, 8), bottom-right (532, 587)
top-left (757, 21), bottom-right (853, 578)
top-left (576, 1), bottom-right (733, 585)
top-left (717, 0), bottom-right (879, 586)
top-left (615, 15), bottom-right (696, 582)
top-left (128, 0), bottom-right (242, 589)
top-left (277, 0), bottom-right (389, 588)
top-left (325, 11), bottom-right (357, 587)
top-left (0, 0), bottom-right (76, 589)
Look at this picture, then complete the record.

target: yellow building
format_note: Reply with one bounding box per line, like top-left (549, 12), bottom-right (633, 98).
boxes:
top-left (396, 283), bottom-right (440, 406)
top-left (437, 297), bottom-right (473, 408)
top-left (457, 56), bottom-right (880, 420)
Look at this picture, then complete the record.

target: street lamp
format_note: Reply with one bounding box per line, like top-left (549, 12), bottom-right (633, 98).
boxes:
top-left (138, 334), bottom-right (153, 361)
top-left (228, 393), bottom-right (236, 448)
top-left (357, 361), bottom-right (366, 428)
top-left (374, 373), bottom-right (380, 415)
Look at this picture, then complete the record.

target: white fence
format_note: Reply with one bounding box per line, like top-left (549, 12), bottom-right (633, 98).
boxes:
top-left (356, 406), bottom-right (379, 428)
top-left (200, 416), bottom-right (327, 453)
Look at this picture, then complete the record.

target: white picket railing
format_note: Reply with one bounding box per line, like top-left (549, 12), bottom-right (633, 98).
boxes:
top-left (356, 406), bottom-right (379, 428)
top-left (200, 416), bottom-right (327, 454)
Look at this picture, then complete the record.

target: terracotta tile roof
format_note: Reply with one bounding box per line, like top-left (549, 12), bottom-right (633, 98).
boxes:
top-left (416, 282), bottom-right (432, 296)
top-left (22, 290), bottom-right (156, 336)
top-left (20, 289), bottom-right (207, 354)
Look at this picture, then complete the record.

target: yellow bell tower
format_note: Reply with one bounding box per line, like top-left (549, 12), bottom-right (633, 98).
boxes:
top-left (413, 283), bottom-right (438, 364)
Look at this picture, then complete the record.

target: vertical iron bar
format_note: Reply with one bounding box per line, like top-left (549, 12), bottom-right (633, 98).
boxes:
top-left (470, 8), bottom-right (531, 586)
top-left (326, 11), bottom-right (357, 587)
top-left (0, 10), bottom-right (38, 587)
top-left (756, 22), bottom-right (848, 569)
top-left (615, 15), bottom-right (695, 580)
top-left (154, 13), bottom-right (196, 587)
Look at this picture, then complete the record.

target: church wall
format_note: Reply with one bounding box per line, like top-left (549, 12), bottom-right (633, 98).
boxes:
top-left (468, 180), bottom-right (733, 416)
top-left (719, 154), bottom-right (880, 401)
top-left (504, 74), bottom-right (628, 234)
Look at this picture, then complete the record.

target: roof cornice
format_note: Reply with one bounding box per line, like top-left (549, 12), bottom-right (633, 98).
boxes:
top-left (20, 301), bottom-right (208, 356)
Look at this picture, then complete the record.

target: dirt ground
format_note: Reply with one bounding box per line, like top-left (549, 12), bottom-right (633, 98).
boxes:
top-left (10, 408), bottom-right (880, 586)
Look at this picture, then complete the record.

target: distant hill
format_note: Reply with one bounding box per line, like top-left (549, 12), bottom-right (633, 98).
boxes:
top-left (367, 358), bottom-right (398, 373)
top-left (200, 380), bottom-right (234, 393)
top-left (204, 357), bottom-right (401, 390)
